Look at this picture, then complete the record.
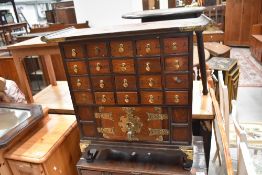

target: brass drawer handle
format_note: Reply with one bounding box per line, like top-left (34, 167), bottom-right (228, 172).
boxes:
top-left (148, 78), bottom-right (154, 87)
top-left (101, 95), bottom-right (107, 103)
top-left (121, 62), bottom-right (127, 72)
top-left (123, 78), bottom-right (128, 88)
top-left (174, 60), bottom-right (180, 70)
top-left (96, 62), bottom-right (101, 71)
top-left (72, 48), bottom-right (77, 57)
top-left (174, 95), bottom-right (180, 103)
top-left (145, 43), bottom-right (151, 53)
top-left (149, 95), bottom-right (154, 103)
top-left (173, 76), bottom-right (182, 83)
top-left (172, 42), bottom-right (177, 51)
top-left (76, 79), bottom-right (81, 87)
top-left (119, 43), bottom-right (124, 53)
top-left (124, 95), bottom-right (130, 103)
top-left (73, 65), bottom-right (78, 73)
top-left (146, 62), bottom-right (151, 72)
top-left (99, 80), bottom-right (104, 89)
top-left (94, 46), bottom-right (100, 55)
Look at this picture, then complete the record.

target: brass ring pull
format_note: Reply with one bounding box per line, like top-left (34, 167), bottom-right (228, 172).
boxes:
top-left (145, 43), bottom-right (151, 53)
top-left (173, 76), bottom-right (182, 83)
top-left (123, 78), bottom-right (128, 88)
top-left (72, 49), bottom-right (77, 57)
top-left (99, 80), bottom-right (104, 89)
top-left (94, 46), bottom-right (100, 56)
top-left (148, 78), bottom-right (154, 87)
top-left (146, 62), bottom-right (151, 72)
top-left (174, 95), bottom-right (180, 103)
top-left (172, 42), bottom-right (177, 51)
top-left (174, 60), bottom-right (180, 70)
top-left (119, 43), bottom-right (124, 53)
top-left (124, 95), bottom-right (130, 103)
top-left (121, 63), bottom-right (127, 72)
top-left (76, 79), bottom-right (81, 87)
top-left (149, 95), bottom-right (154, 104)
top-left (101, 95), bottom-right (107, 103)
top-left (96, 62), bottom-right (101, 71)
top-left (73, 65), bottom-right (78, 73)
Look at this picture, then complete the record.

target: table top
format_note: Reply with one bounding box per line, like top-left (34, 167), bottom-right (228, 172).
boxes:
top-left (0, 22), bottom-right (27, 29)
top-left (204, 42), bottom-right (231, 56)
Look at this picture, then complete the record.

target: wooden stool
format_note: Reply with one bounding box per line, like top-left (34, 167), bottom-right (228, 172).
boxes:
top-left (204, 42), bottom-right (231, 57)
top-left (193, 45), bottom-right (210, 80)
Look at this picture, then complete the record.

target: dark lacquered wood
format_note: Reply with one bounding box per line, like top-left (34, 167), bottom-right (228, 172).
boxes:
top-left (139, 75), bottom-right (162, 89)
top-left (165, 91), bottom-right (188, 105)
top-left (163, 37), bottom-right (188, 54)
top-left (140, 91), bottom-right (163, 105)
top-left (89, 59), bottom-right (110, 74)
top-left (74, 92), bottom-right (93, 105)
top-left (165, 56), bottom-right (189, 72)
top-left (173, 108), bottom-right (189, 123)
top-left (66, 61), bottom-right (88, 75)
top-left (172, 126), bottom-right (190, 142)
top-left (86, 42), bottom-right (108, 58)
top-left (82, 123), bottom-right (96, 137)
top-left (95, 92), bottom-right (115, 105)
top-left (116, 92), bottom-right (138, 105)
top-left (165, 74), bottom-right (189, 89)
top-left (115, 75), bottom-right (137, 90)
top-left (112, 59), bottom-right (135, 74)
top-left (70, 76), bottom-right (90, 90)
top-left (91, 76), bottom-right (113, 91)
top-left (64, 44), bottom-right (84, 59)
top-left (110, 41), bottom-right (133, 57)
top-left (77, 107), bottom-right (94, 121)
top-left (138, 58), bottom-right (161, 73)
top-left (136, 39), bottom-right (160, 56)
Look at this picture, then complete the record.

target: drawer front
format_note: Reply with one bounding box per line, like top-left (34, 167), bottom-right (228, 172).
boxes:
top-left (95, 92), bottom-right (115, 105)
top-left (172, 108), bottom-right (189, 123)
top-left (115, 75), bottom-right (137, 90)
top-left (74, 92), bottom-right (93, 105)
top-left (140, 91), bottom-right (163, 105)
top-left (172, 126), bottom-right (190, 142)
top-left (163, 37), bottom-right (188, 54)
top-left (117, 92), bottom-right (138, 104)
top-left (139, 75), bottom-right (162, 89)
top-left (67, 61), bottom-right (88, 75)
top-left (91, 76), bottom-right (113, 91)
top-left (138, 58), bottom-right (161, 73)
top-left (111, 40), bottom-right (133, 57)
top-left (89, 59), bottom-right (110, 74)
top-left (64, 44), bottom-right (84, 58)
top-left (165, 74), bottom-right (189, 89)
top-left (136, 39), bottom-right (160, 56)
top-left (165, 91), bottom-right (188, 105)
top-left (70, 76), bottom-right (90, 90)
top-left (87, 42), bottom-right (108, 58)
top-left (82, 123), bottom-right (97, 137)
top-left (7, 160), bottom-right (44, 175)
top-left (165, 57), bottom-right (188, 72)
top-left (77, 107), bottom-right (94, 121)
top-left (112, 59), bottom-right (135, 74)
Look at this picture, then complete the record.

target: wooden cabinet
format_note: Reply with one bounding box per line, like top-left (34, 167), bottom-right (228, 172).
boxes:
top-left (225, 0), bottom-right (262, 46)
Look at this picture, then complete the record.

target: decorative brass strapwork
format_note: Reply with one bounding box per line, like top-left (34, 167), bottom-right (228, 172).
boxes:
top-left (79, 140), bottom-right (90, 153)
top-left (147, 107), bottom-right (168, 121)
top-left (72, 49), bottom-right (77, 57)
top-left (95, 112), bottom-right (113, 121)
top-left (145, 43), bottom-right (151, 53)
top-left (76, 79), bottom-right (81, 87)
top-left (118, 107), bottom-right (143, 141)
top-left (146, 62), bottom-right (151, 72)
top-left (121, 63), bottom-right (127, 72)
top-left (97, 127), bottom-right (115, 134)
top-left (119, 43), bottom-right (124, 53)
top-left (174, 60), bottom-right (180, 70)
top-left (96, 62), bottom-right (101, 71)
top-left (148, 128), bottom-right (169, 136)
top-left (172, 42), bottom-right (177, 51)
top-left (73, 65), bottom-right (78, 73)
top-left (179, 146), bottom-right (193, 161)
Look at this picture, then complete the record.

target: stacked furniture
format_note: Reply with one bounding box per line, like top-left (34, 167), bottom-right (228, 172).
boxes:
top-left (250, 24), bottom-right (262, 63)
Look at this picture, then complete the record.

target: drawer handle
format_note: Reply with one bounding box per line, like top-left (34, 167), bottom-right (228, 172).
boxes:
top-left (174, 95), bottom-right (180, 103)
top-left (95, 46), bottom-right (100, 55)
top-left (121, 62), bottom-right (127, 72)
top-left (124, 95), bottom-right (130, 103)
top-left (72, 48), bottom-right (77, 57)
top-left (96, 62), bottom-right (101, 71)
top-left (73, 65), bottom-right (78, 73)
top-left (146, 62), bottom-right (151, 72)
top-left (99, 80), bottom-right (105, 89)
top-left (101, 95), bottom-right (107, 103)
top-left (145, 43), bottom-right (151, 53)
top-left (123, 78), bottom-right (128, 88)
top-left (172, 42), bottom-right (177, 51)
top-left (149, 95), bottom-right (154, 104)
top-left (148, 78), bottom-right (154, 87)
top-left (76, 79), bottom-right (82, 87)
top-left (119, 43), bottom-right (124, 53)
top-left (173, 76), bottom-right (182, 83)
top-left (174, 60), bottom-right (180, 70)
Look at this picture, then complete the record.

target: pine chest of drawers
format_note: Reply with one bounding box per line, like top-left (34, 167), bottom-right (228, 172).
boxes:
top-left (43, 15), bottom-right (210, 174)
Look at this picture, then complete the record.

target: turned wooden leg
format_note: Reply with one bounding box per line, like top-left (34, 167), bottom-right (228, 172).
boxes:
top-left (43, 54), bottom-right (57, 86)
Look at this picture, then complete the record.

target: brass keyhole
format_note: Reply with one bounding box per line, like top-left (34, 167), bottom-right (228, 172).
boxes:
top-left (99, 80), bottom-right (105, 89)
top-left (148, 78), bottom-right (154, 87)
top-left (72, 49), bottom-right (77, 57)
top-left (76, 79), bottom-right (81, 87)
top-left (145, 43), bottom-right (151, 53)
top-left (119, 43), bottom-right (124, 53)
top-left (73, 65), bottom-right (78, 73)
top-left (124, 95), bottom-right (129, 103)
top-left (121, 63), bottom-right (127, 72)
top-left (172, 42), bottom-right (177, 51)
top-left (123, 78), bottom-right (128, 88)
top-left (101, 95), bottom-right (107, 103)
top-left (149, 95), bottom-right (154, 104)
top-left (146, 62), bottom-right (151, 72)
top-left (174, 60), bottom-right (180, 70)
top-left (174, 95), bottom-right (180, 103)
top-left (96, 62), bottom-right (101, 71)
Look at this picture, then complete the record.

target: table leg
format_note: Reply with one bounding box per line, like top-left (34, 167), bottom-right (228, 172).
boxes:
top-left (196, 31), bottom-right (208, 95)
top-left (43, 55), bottom-right (57, 86)
top-left (13, 56), bottom-right (34, 103)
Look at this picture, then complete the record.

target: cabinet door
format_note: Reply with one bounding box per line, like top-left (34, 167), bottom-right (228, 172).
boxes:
top-left (8, 160), bottom-right (45, 175)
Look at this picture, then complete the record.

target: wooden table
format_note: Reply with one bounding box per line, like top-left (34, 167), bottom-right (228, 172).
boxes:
top-left (0, 22), bottom-right (28, 44)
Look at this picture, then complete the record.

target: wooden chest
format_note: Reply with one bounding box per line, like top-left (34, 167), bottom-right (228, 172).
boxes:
top-left (43, 15), bottom-right (210, 174)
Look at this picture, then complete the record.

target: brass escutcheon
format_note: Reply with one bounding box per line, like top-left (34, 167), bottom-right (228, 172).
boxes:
top-left (123, 78), bottom-right (128, 88)
top-left (76, 79), bottom-right (81, 87)
top-left (72, 48), bottom-right (77, 57)
top-left (94, 46), bottom-right (100, 55)
top-left (118, 43), bottom-right (124, 53)
top-left (172, 42), bottom-right (177, 51)
top-left (174, 60), bottom-right (180, 70)
top-left (149, 95), bottom-right (154, 103)
top-left (146, 62), bottom-right (151, 72)
top-left (173, 76), bottom-right (182, 83)
top-left (101, 94), bottom-right (107, 103)
top-left (124, 95), bottom-right (129, 103)
top-left (174, 95), bottom-right (180, 103)
top-left (121, 62), bottom-right (127, 72)
top-left (148, 78), bottom-right (154, 87)
top-left (99, 80), bottom-right (104, 89)
top-left (96, 62), bottom-right (101, 71)
top-left (73, 65), bottom-right (78, 73)
top-left (145, 43), bottom-right (151, 53)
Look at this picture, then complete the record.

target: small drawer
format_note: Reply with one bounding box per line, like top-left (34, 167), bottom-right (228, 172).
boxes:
top-left (163, 37), bottom-right (188, 54)
top-left (112, 59), bottom-right (135, 74)
top-left (136, 39), bottom-right (160, 56)
top-left (139, 75), bottom-right (162, 89)
top-left (70, 76), bottom-right (90, 90)
top-left (81, 123), bottom-right (97, 137)
top-left (117, 92), bottom-right (138, 104)
top-left (77, 107), bottom-right (94, 121)
top-left (89, 59), bottom-right (110, 74)
top-left (138, 58), bottom-right (161, 73)
top-left (140, 91), bottom-right (163, 104)
top-left (64, 44), bottom-right (84, 58)
top-left (73, 92), bottom-right (93, 105)
top-left (172, 126), bottom-right (189, 142)
top-left (165, 91), bottom-right (188, 105)
top-left (95, 92), bottom-right (115, 105)
top-left (165, 57), bottom-right (188, 72)
top-left (66, 61), bottom-right (88, 75)
top-left (172, 108), bottom-right (189, 123)
top-left (165, 74), bottom-right (189, 89)
top-left (115, 75), bottom-right (136, 90)
top-left (87, 42), bottom-right (108, 57)
top-left (110, 40), bottom-right (133, 57)
top-left (91, 76), bottom-right (113, 91)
